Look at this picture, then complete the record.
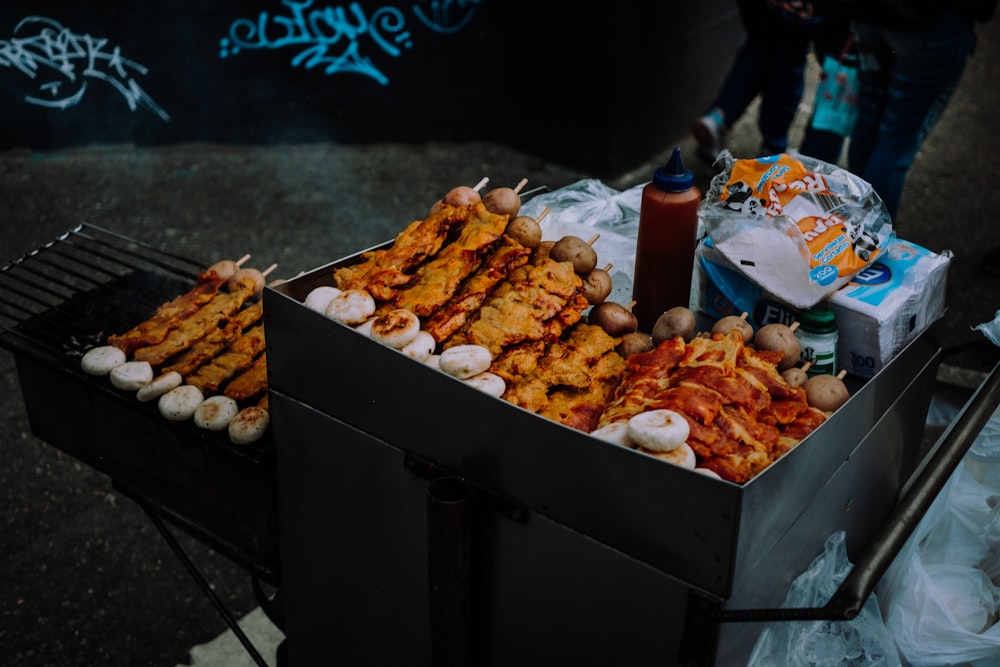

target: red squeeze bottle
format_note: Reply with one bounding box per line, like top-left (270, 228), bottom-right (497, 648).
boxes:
top-left (631, 146), bottom-right (702, 332)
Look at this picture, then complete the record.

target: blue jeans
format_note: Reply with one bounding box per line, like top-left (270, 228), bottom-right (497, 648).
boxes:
top-left (848, 11), bottom-right (977, 219)
top-left (711, 0), bottom-right (814, 152)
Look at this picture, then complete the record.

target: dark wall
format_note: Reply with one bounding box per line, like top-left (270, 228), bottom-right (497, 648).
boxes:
top-left (0, 1), bottom-right (741, 175)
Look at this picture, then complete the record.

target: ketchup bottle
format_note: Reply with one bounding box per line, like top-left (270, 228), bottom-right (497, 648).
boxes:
top-left (631, 147), bottom-right (702, 333)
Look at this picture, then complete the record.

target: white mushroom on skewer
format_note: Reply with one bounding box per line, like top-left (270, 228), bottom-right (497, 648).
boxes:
top-left (590, 421), bottom-right (634, 448)
top-left (369, 309), bottom-right (422, 349)
top-left (438, 344), bottom-right (492, 379)
top-left (463, 371), bottom-right (506, 398)
top-left (109, 360), bottom-right (154, 391)
top-left (80, 345), bottom-right (126, 376)
top-left (157, 385), bottom-right (204, 421)
top-left (303, 285), bottom-right (342, 313)
top-left (136, 371), bottom-right (183, 403)
top-left (627, 409), bottom-right (690, 452)
top-left (400, 331), bottom-right (436, 362)
top-left (229, 406), bottom-right (271, 445)
top-left (647, 442), bottom-right (697, 469)
top-left (194, 395), bottom-right (240, 431)
top-left (325, 288), bottom-right (376, 326)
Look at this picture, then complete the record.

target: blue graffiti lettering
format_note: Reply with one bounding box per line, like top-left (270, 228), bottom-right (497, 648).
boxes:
top-left (220, 0), bottom-right (414, 86)
top-left (0, 16), bottom-right (169, 121)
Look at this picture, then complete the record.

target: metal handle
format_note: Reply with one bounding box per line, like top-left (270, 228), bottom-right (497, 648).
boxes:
top-left (709, 357), bottom-right (1000, 624)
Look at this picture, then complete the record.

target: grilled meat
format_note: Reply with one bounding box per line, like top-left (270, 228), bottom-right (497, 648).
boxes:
top-left (599, 330), bottom-right (823, 483)
top-left (131, 276), bottom-right (258, 366)
top-left (108, 271), bottom-right (228, 354)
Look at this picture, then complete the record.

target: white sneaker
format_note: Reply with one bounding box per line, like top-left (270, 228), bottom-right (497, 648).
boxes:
top-left (692, 108), bottom-right (726, 163)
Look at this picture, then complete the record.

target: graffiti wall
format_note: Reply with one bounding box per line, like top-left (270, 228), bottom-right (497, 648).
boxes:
top-left (0, 1), bottom-right (740, 174)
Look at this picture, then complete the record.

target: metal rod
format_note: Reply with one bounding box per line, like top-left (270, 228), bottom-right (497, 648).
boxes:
top-left (707, 358), bottom-right (1000, 624)
top-left (140, 501), bottom-right (271, 667)
top-left (427, 475), bottom-right (473, 667)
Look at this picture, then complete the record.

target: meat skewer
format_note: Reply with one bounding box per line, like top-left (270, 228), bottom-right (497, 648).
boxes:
top-left (160, 300), bottom-right (264, 377)
top-left (390, 203), bottom-right (512, 316)
top-left (132, 276), bottom-right (258, 366)
top-left (107, 272), bottom-right (228, 354)
top-left (333, 204), bottom-right (470, 300)
top-left (224, 352), bottom-right (269, 402)
top-left (185, 323), bottom-right (266, 393)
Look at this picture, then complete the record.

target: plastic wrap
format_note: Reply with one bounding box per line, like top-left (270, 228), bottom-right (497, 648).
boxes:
top-left (876, 410), bottom-right (1000, 666)
top-left (748, 531), bottom-right (901, 667)
top-left (518, 178), bottom-right (646, 308)
top-left (699, 151), bottom-right (894, 309)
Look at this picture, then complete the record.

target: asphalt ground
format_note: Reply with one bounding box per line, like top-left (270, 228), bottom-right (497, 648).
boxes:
top-left (0, 15), bottom-right (998, 667)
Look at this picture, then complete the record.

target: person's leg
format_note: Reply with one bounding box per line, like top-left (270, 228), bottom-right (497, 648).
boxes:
top-left (756, 17), bottom-right (811, 153)
top-left (693, 0), bottom-right (770, 160)
top-left (849, 11), bottom-right (976, 218)
top-left (845, 22), bottom-right (891, 181)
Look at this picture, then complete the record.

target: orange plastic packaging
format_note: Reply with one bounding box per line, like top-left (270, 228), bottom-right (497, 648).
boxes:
top-left (721, 153), bottom-right (878, 281)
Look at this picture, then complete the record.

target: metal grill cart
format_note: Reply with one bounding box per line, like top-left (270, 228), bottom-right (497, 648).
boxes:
top-left (4, 224), bottom-right (999, 666)
top-left (264, 249), bottom-right (986, 666)
top-left (0, 225), bottom-right (281, 666)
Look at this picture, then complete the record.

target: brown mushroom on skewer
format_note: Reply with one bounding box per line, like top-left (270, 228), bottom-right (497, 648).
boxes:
top-left (780, 361), bottom-right (813, 388)
top-left (482, 178), bottom-right (528, 218)
top-left (711, 311), bottom-right (753, 343)
top-left (754, 321), bottom-right (801, 370)
top-left (582, 263), bottom-right (614, 305)
top-left (506, 207), bottom-right (548, 249)
top-left (550, 233), bottom-right (599, 274)
top-left (589, 300), bottom-right (638, 338)
top-left (803, 369), bottom-right (850, 412)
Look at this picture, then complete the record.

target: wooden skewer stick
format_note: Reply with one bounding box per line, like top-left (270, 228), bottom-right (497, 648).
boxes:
top-left (536, 207), bottom-right (551, 223)
top-left (587, 233), bottom-right (601, 246)
top-left (261, 263), bottom-right (279, 278)
top-left (789, 321), bottom-right (800, 332)
top-left (602, 263), bottom-right (613, 272)
top-left (472, 177), bottom-right (489, 192)
top-left (513, 178), bottom-right (528, 194)
top-left (625, 300), bottom-right (637, 311)
top-left (236, 253), bottom-right (251, 267)
top-left (836, 369), bottom-right (847, 380)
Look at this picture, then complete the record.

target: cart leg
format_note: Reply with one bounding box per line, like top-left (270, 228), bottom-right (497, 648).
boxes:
top-left (140, 502), bottom-right (272, 667)
top-left (428, 475), bottom-right (472, 667)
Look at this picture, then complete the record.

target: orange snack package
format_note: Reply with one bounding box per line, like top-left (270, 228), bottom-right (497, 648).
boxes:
top-left (699, 151), bottom-right (894, 309)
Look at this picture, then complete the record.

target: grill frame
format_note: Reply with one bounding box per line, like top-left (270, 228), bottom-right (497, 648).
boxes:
top-left (0, 224), bottom-right (280, 585)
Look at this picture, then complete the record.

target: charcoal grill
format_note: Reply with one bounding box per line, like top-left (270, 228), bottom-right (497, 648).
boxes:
top-left (0, 224), bottom-right (281, 664)
top-left (263, 251), bottom-right (996, 666)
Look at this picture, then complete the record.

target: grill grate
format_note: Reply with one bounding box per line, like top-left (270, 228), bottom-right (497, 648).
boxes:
top-left (0, 224), bottom-right (280, 582)
top-left (0, 223), bottom-right (202, 364)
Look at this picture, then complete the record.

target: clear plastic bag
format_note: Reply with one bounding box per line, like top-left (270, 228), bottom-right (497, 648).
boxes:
top-left (698, 150), bottom-right (894, 308)
top-left (748, 531), bottom-right (901, 667)
top-left (518, 178), bottom-right (645, 307)
top-left (877, 444), bottom-right (1000, 665)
